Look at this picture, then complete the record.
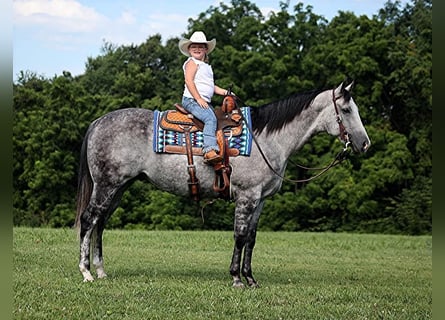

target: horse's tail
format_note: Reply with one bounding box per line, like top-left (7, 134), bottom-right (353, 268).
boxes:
top-left (75, 125), bottom-right (94, 234)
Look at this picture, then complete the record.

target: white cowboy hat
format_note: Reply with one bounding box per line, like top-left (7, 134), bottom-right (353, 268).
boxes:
top-left (178, 31), bottom-right (216, 57)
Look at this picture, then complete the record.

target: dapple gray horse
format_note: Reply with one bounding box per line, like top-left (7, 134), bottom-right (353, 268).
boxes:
top-left (75, 81), bottom-right (370, 287)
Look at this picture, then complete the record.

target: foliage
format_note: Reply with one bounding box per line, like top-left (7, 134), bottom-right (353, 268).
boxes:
top-left (13, 0), bottom-right (432, 235)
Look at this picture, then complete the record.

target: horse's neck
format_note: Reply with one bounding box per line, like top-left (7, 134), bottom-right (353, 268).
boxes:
top-left (259, 103), bottom-right (324, 163)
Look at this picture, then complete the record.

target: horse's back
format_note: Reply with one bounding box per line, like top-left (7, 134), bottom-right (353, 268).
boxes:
top-left (91, 107), bottom-right (153, 129)
top-left (89, 108), bottom-right (154, 154)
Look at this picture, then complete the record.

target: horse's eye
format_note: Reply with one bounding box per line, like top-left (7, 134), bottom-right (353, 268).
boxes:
top-left (342, 108), bottom-right (351, 114)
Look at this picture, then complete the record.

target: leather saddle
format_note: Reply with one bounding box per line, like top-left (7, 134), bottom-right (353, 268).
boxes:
top-left (159, 102), bottom-right (243, 156)
top-left (159, 95), bottom-right (243, 201)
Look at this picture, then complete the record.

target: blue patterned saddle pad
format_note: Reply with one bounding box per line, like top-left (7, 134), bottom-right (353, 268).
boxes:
top-left (153, 107), bottom-right (252, 156)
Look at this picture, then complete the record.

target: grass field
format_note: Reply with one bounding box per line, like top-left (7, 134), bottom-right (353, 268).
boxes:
top-left (13, 227), bottom-right (431, 319)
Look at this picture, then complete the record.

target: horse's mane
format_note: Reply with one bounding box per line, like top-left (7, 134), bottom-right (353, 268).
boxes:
top-left (250, 88), bottom-right (325, 135)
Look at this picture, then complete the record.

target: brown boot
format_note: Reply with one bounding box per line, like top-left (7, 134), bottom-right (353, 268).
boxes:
top-left (203, 150), bottom-right (223, 164)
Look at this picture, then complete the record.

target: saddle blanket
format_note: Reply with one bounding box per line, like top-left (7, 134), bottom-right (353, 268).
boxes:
top-left (153, 107), bottom-right (252, 156)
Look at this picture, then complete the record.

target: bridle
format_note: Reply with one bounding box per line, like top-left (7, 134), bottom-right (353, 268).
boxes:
top-left (332, 88), bottom-right (351, 149)
top-left (236, 88), bottom-right (352, 184)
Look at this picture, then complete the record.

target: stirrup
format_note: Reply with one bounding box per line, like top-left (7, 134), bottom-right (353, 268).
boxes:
top-left (204, 150), bottom-right (223, 164)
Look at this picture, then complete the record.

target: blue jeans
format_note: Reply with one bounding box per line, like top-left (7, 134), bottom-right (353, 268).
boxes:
top-left (182, 96), bottom-right (219, 153)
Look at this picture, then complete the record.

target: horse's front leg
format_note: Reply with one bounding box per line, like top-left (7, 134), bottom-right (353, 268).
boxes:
top-left (230, 197), bottom-right (258, 288)
top-left (241, 200), bottom-right (264, 288)
top-left (229, 237), bottom-right (244, 288)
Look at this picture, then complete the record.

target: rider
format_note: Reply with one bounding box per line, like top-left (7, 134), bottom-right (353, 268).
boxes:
top-left (178, 31), bottom-right (232, 164)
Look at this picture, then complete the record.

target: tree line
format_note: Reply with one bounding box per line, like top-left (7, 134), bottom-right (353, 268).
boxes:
top-left (13, 0), bottom-right (432, 235)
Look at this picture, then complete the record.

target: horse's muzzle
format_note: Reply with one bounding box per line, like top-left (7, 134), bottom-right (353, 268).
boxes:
top-left (349, 137), bottom-right (370, 153)
top-left (362, 140), bottom-right (371, 153)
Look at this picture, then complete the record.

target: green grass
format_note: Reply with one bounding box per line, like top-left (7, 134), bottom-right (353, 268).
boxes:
top-left (13, 228), bottom-right (431, 319)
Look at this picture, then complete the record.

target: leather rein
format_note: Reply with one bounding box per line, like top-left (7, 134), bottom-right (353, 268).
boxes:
top-left (238, 88), bottom-right (351, 184)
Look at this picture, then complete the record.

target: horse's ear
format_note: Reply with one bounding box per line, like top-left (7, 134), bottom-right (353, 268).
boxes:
top-left (344, 80), bottom-right (354, 92)
top-left (334, 80), bottom-right (354, 100)
top-left (334, 82), bottom-right (344, 96)
top-left (335, 80), bottom-right (354, 96)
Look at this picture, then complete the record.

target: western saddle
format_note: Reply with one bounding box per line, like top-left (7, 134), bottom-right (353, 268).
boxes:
top-left (159, 95), bottom-right (244, 201)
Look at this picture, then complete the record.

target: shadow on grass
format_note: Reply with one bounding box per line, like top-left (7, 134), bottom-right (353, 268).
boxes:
top-left (106, 263), bottom-right (230, 284)
top-left (99, 261), bottom-right (363, 288)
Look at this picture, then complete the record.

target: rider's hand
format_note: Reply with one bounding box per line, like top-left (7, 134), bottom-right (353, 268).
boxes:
top-left (196, 97), bottom-right (209, 108)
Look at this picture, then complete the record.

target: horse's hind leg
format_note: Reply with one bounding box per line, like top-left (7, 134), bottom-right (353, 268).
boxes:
top-left (79, 185), bottom-right (119, 282)
top-left (91, 185), bottom-right (128, 279)
top-left (79, 202), bottom-right (98, 282)
top-left (92, 216), bottom-right (107, 279)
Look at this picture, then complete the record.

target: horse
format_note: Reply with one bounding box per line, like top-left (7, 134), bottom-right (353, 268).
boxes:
top-left (75, 81), bottom-right (371, 287)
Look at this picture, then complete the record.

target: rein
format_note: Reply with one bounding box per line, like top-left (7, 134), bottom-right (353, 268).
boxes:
top-left (235, 88), bottom-right (351, 184)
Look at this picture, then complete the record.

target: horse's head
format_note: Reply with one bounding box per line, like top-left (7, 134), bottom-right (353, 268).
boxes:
top-left (324, 81), bottom-right (371, 153)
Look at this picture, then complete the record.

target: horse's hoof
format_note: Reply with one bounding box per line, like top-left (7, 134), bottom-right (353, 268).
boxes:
top-left (232, 281), bottom-right (245, 288)
top-left (83, 276), bottom-right (94, 283)
top-left (82, 272), bottom-right (95, 282)
top-left (96, 269), bottom-right (107, 279)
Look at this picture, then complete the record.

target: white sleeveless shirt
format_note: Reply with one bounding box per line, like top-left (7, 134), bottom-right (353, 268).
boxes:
top-left (182, 57), bottom-right (215, 102)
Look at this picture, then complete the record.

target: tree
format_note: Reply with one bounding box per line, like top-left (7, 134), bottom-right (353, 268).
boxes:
top-left (14, 72), bottom-right (86, 226)
top-left (13, 0), bottom-right (431, 235)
